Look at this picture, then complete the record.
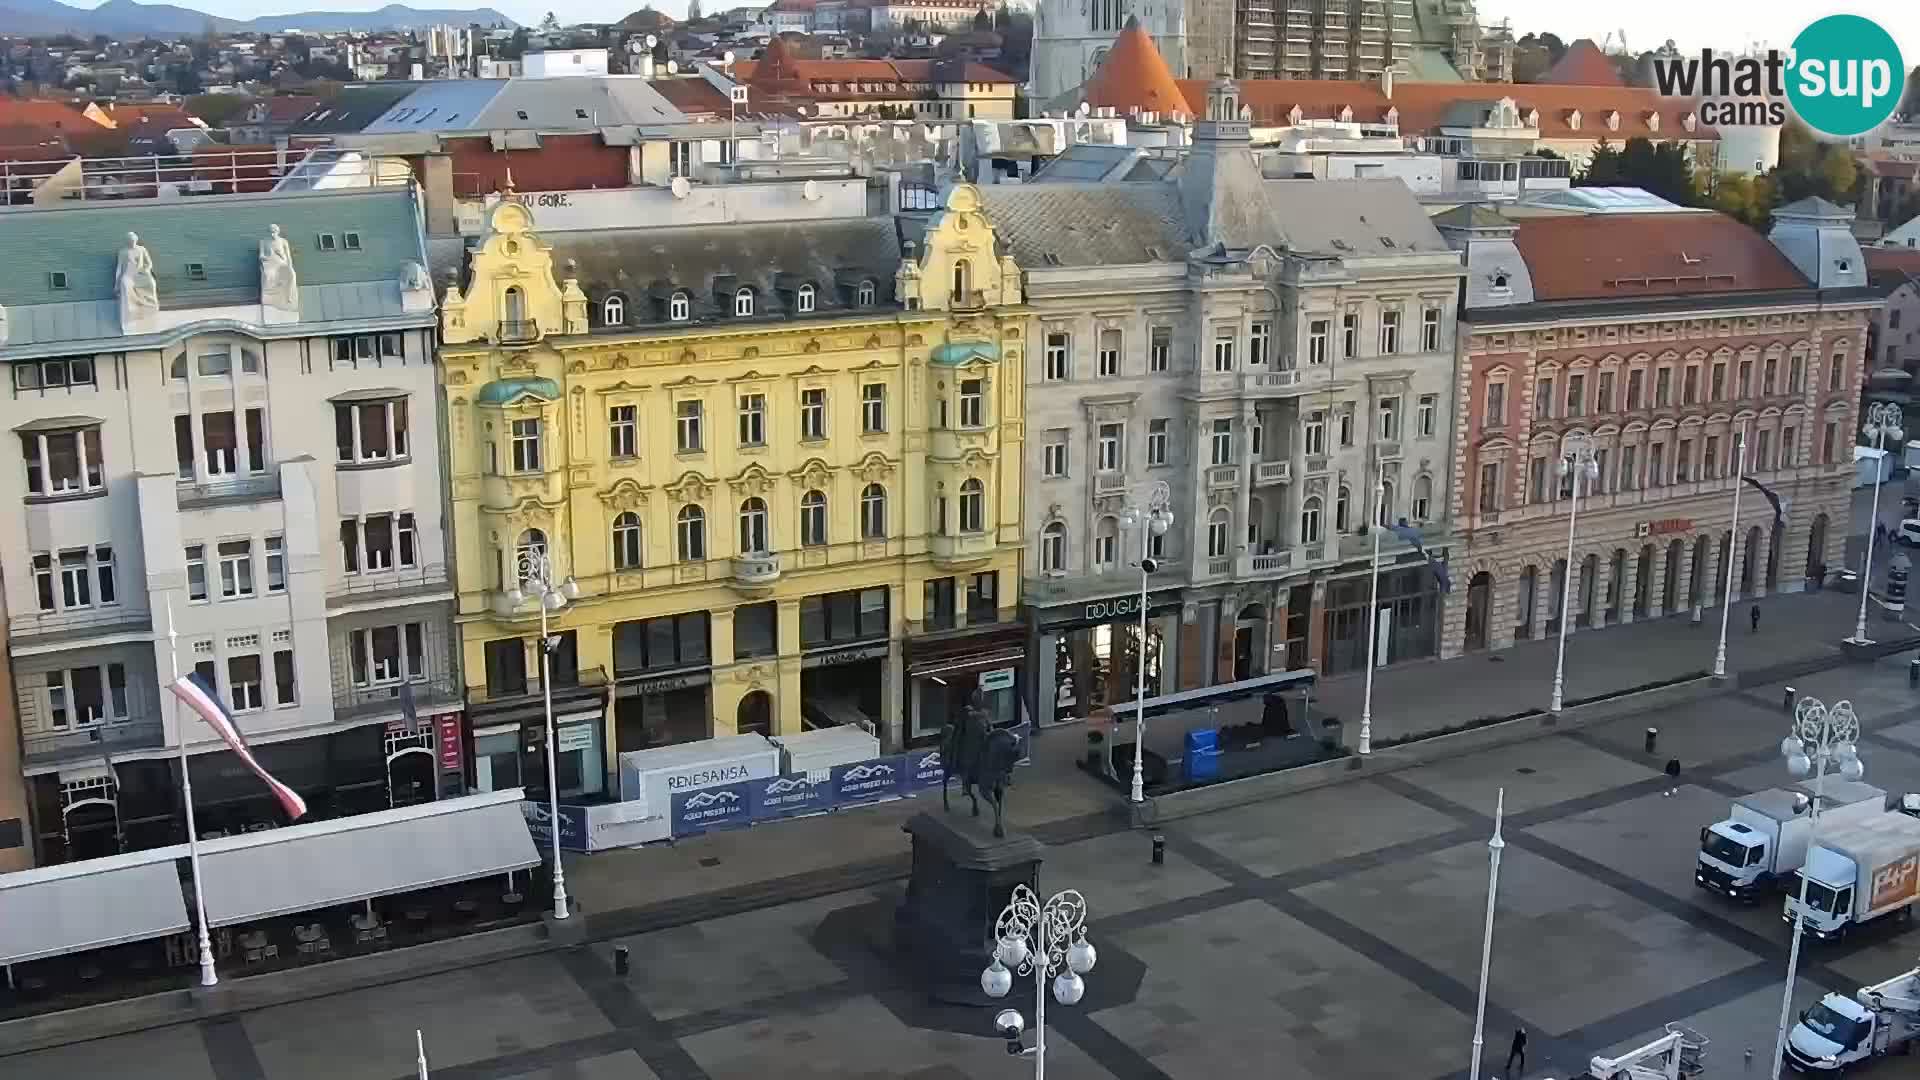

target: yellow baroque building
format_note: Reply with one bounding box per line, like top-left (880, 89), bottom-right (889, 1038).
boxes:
top-left (438, 185), bottom-right (1028, 799)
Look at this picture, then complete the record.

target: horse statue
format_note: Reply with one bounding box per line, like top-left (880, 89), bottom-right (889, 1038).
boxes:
top-left (939, 692), bottom-right (1023, 838)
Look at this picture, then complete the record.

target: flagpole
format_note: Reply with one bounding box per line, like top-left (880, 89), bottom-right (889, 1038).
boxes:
top-left (167, 597), bottom-right (219, 988)
top-left (1713, 423), bottom-right (1747, 679)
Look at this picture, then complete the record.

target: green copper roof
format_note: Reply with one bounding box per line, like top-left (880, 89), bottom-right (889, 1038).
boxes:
top-left (476, 377), bottom-right (561, 405)
top-left (0, 188), bottom-right (422, 310)
top-left (930, 342), bottom-right (1000, 366)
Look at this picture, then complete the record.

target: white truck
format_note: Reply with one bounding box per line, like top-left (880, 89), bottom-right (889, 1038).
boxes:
top-left (1783, 813), bottom-right (1920, 940)
top-left (1784, 964), bottom-right (1920, 1072)
top-left (1695, 781), bottom-right (1887, 901)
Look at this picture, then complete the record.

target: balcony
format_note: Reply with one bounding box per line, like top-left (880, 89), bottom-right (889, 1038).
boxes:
top-left (497, 319), bottom-right (540, 345)
top-left (951, 289), bottom-right (986, 312)
top-left (731, 553), bottom-right (782, 590)
top-left (1206, 465), bottom-right (1238, 490)
top-left (930, 531), bottom-right (998, 569)
top-left (929, 427), bottom-right (995, 463)
top-left (177, 473), bottom-right (282, 509)
top-left (1093, 473), bottom-right (1129, 497)
top-left (1305, 455), bottom-right (1330, 476)
top-left (1254, 460), bottom-right (1292, 485)
top-left (1241, 550), bottom-right (1295, 577)
top-left (333, 676), bottom-right (464, 724)
top-left (1242, 369), bottom-right (1304, 395)
top-left (326, 563), bottom-right (451, 610)
top-left (10, 605), bottom-right (152, 649)
top-left (22, 718), bottom-right (165, 767)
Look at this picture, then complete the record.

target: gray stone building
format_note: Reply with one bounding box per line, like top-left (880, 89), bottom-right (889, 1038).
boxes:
top-left (979, 79), bottom-right (1464, 729)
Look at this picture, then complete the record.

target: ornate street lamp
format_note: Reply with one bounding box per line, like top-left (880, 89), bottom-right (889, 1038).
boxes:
top-left (506, 545), bottom-right (581, 920)
top-left (981, 884), bottom-right (1097, 1078)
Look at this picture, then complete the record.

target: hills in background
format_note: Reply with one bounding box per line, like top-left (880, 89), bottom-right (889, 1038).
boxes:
top-left (0, 0), bottom-right (516, 36)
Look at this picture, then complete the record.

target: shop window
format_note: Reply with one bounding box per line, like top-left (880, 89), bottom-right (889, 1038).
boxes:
top-left (967, 572), bottom-right (997, 622)
top-left (924, 577), bottom-right (956, 630)
top-left (613, 612), bottom-right (710, 675)
top-left (801, 587), bottom-right (889, 648)
top-left (734, 601), bottom-right (778, 658)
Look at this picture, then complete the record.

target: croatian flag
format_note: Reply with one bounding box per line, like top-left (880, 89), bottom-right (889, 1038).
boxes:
top-left (168, 673), bottom-right (308, 821)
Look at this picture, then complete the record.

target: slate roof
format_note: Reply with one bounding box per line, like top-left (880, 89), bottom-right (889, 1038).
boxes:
top-left (351, 77), bottom-right (687, 134)
top-left (976, 183), bottom-right (1186, 267)
top-left (1263, 179), bottom-right (1452, 257)
top-left (287, 84), bottom-right (422, 135)
top-left (537, 218), bottom-right (902, 332)
top-left (1511, 213), bottom-right (1810, 301)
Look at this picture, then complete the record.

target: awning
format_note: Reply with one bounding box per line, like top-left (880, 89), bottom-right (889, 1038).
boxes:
top-left (197, 790), bottom-right (539, 927)
top-left (0, 848), bottom-right (191, 965)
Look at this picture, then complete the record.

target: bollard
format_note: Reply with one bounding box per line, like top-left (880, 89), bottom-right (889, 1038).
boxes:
top-left (1151, 834), bottom-right (1166, 865)
top-left (1784, 685), bottom-right (1796, 713)
top-left (613, 945), bottom-right (630, 977)
top-left (1910, 659), bottom-right (1919, 689)
top-left (1645, 727), bottom-right (1658, 755)
top-left (1744, 1047), bottom-right (1753, 1072)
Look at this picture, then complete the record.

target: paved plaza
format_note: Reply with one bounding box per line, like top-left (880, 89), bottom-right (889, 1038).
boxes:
top-left (12, 642), bottom-right (1920, 1080)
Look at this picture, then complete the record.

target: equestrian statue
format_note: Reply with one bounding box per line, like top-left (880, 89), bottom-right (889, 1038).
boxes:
top-left (939, 691), bottom-right (1022, 838)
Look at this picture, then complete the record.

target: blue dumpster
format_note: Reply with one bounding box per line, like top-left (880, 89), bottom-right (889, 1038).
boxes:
top-left (1184, 728), bottom-right (1221, 784)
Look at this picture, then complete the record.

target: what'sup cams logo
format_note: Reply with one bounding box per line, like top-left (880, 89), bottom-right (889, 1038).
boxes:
top-left (1653, 13), bottom-right (1906, 138)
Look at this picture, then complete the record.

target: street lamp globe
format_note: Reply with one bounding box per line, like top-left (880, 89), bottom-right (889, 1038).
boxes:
top-left (1786, 751), bottom-right (1812, 778)
top-left (1148, 507), bottom-right (1173, 535)
top-left (1119, 506), bottom-right (1142, 530)
top-left (506, 586), bottom-right (527, 606)
top-left (1052, 971), bottom-right (1085, 1006)
top-left (994, 1008), bottom-right (1026, 1039)
top-left (1066, 935), bottom-right (1097, 975)
top-left (1780, 735), bottom-right (1805, 760)
top-left (1839, 755), bottom-right (1866, 782)
top-left (981, 958), bottom-right (1013, 999)
top-left (1833, 741), bottom-right (1857, 761)
top-left (997, 933), bottom-right (1030, 969)
top-left (562, 576), bottom-right (581, 601)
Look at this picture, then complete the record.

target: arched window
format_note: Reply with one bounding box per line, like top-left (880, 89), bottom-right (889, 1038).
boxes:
top-left (800, 490), bottom-right (828, 546)
top-left (669, 291), bottom-right (691, 322)
top-left (502, 285), bottom-right (526, 325)
top-left (1041, 522), bottom-right (1067, 572)
top-left (676, 505), bottom-right (706, 561)
top-left (734, 287), bottom-right (754, 317)
top-left (952, 259), bottom-right (971, 300)
top-left (611, 512), bottom-right (642, 570)
top-left (1208, 508), bottom-right (1231, 557)
top-left (1301, 496), bottom-right (1322, 544)
top-left (1094, 516), bottom-right (1118, 569)
top-left (1377, 480), bottom-right (1395, 526)
top-left (514, 528), bottom-right (547, 585)
top-left (796, 283), bottom-right (816, 314)
top-left (959, 478), bottom-right (985, 532)
top-left (856, 280), bottom-right (876, 306)
top-left (739, 497), bottom-right (769, 554)
top-left (1413, 474), bottom-right (1434, 521)
top-left (1335, 485), bottom-right (1352, 532)
top-left (860, 483), bottom-right (887, 539)
top-left (602, 294), bottom-right (625, 326)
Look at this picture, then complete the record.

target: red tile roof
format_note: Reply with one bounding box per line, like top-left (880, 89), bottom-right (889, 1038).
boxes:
top-left (0, 98), bottom-right (97, 132)
top-left (1083, 19), bottom-right (1188, 117)
top-left (736, 39), bottom-right (1017, 92)
top-left (1511, 213), bottom-right (1809, 301)
top-left (1538, 39), bottom-right (1625, 87)
top-left (1867, 247), bottom-right (1920, 276)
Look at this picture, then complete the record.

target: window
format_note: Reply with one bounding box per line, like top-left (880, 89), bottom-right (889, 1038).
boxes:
top-left (677, 505), bottom-right (706, 560)
top-left (1676, 438), bottom-right (1694, 482)
top-left (32, 545), bottom-right (116, 613)
top-left (1682, 366), bottom-right (1699, 406)
top-left (20, 425), bottom-right (104, 497)
top-left (1040, 522), bottom-right (1067, 572)
top-left (861, 383), bottom-right (886, 433)
top-left (1789, 355), bottom-right (1805, 394)
top-left (861, 484), bottom-right (887, 539)
top-left (1821, 421), bottom-right (1837, 464)
top-left (1207, 510), bottom-right (1230, 557)
top-left (1149, 326), bottom-right (1171, 372)
top-left (800, 490), bottom-right (828, 546)
top-left (265, 535), bottom-right (285, 592)
top-left (1377, 480), bottom-right (1395, 525)
top-left (1421, 305), bottom-right (1441, 352)
top-left (1097, 422), bottom-right (1123, 471)
top-left (218, 539), bottom-right (253, 598)
top-left (1412, 475), bottom-right (1433, 521)
top-left (186, 544), bottom-right (208, 601)
top-left (327, 335), bottom-right (399, 369)
top-left (1620, 445), bottom-right (1637, 490)
top-left (609, 405), bottom-right (638, 459)
top-left (1250, 321), bottom-right (1270, 366)
top-left (796, 283), bottom-right (815, 314)
top-left (1534, 376), bottom-right (1553, 419)
top-left (12, 355), bottom-right (97, 392)
top-left (800, 587), bottom-right (890, 648)
top-left (1210, 418), bottom-right (1233, 465)
top-left (1829, 351), bottom-right (1846, 391)
top-left (1305, 411), bottom-right (1326, 455)
top-left (1485, 382), bottom-right (1506, 427)
top-left (1044, 333), bottom-right (1070, 381)
top-left (228, 654), bottom-right (263, 712)
top-left (512, 529), bottom-right (547, 589)
top-left (509, 418), bottom-right (542, 472)
top-left (967, 572), bottom-right (998, 622)
top-left (1655, 367), bottom-right (1672, 407)
top-left (1418, 395), bottom-right (1437, 437)
top-left (1627, 369), bottom-right (1645, 410)
top-left (613, 612), bottom-right (710, 676)
top-left (669, 291), bottom-right (691, 322)
top-left (1094, 517), bottom-right (1118, 569)
top-left (737, 394), bottom-right (767, 447)
top-left (348, 623), bottom-right (429, 686)
top-left (1764, 356), bottom-right (1779, 394)
top-left (739, 498), bottom-right (770, 554)
top-left (1147, 419), bottom-right (1169, 466)
top-left (1308, 319), bottom-right (1330, 366)
top-left (1478, 462), bottom-right (1500, 512)
top-left (1338, 405), bottom-right (1355, 447)
top-left (334, 399), bottom-right (409, 464)
top-left (1098, 330), bottom-right (1121, 377)
top-left (959, 379), bottom-right (984, 427)
top-left (1595, 371), bottom-right (1615, 413)
top-left (1212, 330), bottom-right (1234, 372)
top-left (1042, 433), bottom-right (1068, 478)
top-left (45, 663), bottom-right (129, 728)
top-left (959, 479), bottom-right (985, 532)
top-left (1379, 308), bottom-right (1401, 354)
top-left (1592, 449), bottom-right (1610, 492)
top-left (1343, 307), bottom-right (1360, 358)
top-left (1378, 396), bottom-right (1400, 440)
top-left (1335, 486), bottom-right (1353, 532)
top-left (1565, 374), bottom-right (1584, 417)
top-left (612, 512), bottom-right (643, 569)
top-left (603, 295), bottom-right (625, 326)
top-left (857, 280), bottom-right (877, 306)
top-left (677, 400), bottom-right (704, 452)
top-left (1301, 496), bottom-right (1323, 543)
top-left (923, 576), bottom-right (957, 630)
top-left (734, 288), bottom-right (755, 317)
top-left (1250, 419), bottom-right (1265, 457)
top-left (273, 649), bottom-right (296, 706)
top-left (1529, 456), bottom-right (1548, 503)
top-left (1704, 436), bottom-right (1721, 478)
top-left (1756, 430), bottom-right (1772, 471)
top-left (1782, 427), bottom-right (1797, 466)
top-left (1648, 442), bottom-right (1666, 487)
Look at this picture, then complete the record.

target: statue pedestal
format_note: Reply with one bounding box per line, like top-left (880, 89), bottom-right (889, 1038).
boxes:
top-left (893, 810), bottom-right (1042, 1005)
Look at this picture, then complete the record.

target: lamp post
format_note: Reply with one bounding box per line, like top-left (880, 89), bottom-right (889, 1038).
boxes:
top-left (1467, 788), bottom-right (1506, 1080)
top-left (1119, 481), bottom-right (1173, 805)
top-left (1713, 423), bottom-right (1749, 679)
top-left (981, 883), bottom-right (1098, 1079)
top-left (507, 546), bottom-right (581, 920)
top-left (1769, 695), bottom-right (1865, 1080)
top-left (1549, 433), bottom-right (1600, 713)
top-left (1358, 477), bottom-right (1386, 755)
top-left (1850, 402), bottom-right (1904, 645)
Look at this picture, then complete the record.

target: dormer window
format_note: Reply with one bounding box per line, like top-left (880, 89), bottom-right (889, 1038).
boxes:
top-left (1646, 112), bottom-right (1660, 133)
top-left (734, 288), bottom-right (755, 317)
top-left (857, 280), bottom-right (876, 306)
top-left (1605, 110), bottom-right (1620, 132)
top-left (603, 294), bottom-right (625, 326)
top-left (1568, 109), bottom-right (1582, 131)
top-left (1838, 258), bottom-right (1852, 274)
top-left (669, 291), bottom-right (691, 322)
top-left (796, 283), bottom-right (815, 314)
top-left (1683, 111), bottom-right (1698, 132)
top-left (1491, 271), bottom-right (1511, 294)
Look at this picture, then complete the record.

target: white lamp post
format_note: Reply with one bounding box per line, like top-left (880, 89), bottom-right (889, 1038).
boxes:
top-left (1849, 402), bottom-right (1903, 644)
top-left (1769, 695), bottom-right (1865, 1080)
top-left (1358, 477), bottom-right (1386, 755)
top-left (507, 546), bottom-right (581, 920)
top-left (1549, 433), bottom-right (1599, 714)
top-left (1467, 788), bottom-right (1506, 1080)
top-left (1712, 423), bottom-right (1749, 679)
top-left (1119, 481), bottom-right (1173, 805)
top-left (981, 883), bottom-right (1097, 1079)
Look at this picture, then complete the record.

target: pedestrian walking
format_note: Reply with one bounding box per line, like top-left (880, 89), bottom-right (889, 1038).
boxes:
top-left (1750, 602), bottom-right (1761, 634)
top-left (1505, 1027), bottom-right (1527, 1078)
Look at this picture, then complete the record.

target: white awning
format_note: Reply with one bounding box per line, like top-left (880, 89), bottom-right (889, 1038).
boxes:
top-left (0, 848), bottom-right (191, 965)
top-left (198, 790), bottom-right (539, 927)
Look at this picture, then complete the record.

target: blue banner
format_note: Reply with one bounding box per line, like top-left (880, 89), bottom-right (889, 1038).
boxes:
top-left (902, 747), bottom-right (945, 791)
top-left (831, 755), bottom-right (904, 803)
top-left (749, 771), bottom-right (839, 819)
top-left (669, 780), bottom-right (753, 836)
top-left (521, 801), bottom-right (589, 853)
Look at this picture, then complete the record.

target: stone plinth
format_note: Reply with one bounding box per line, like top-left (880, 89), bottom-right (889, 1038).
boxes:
top-left (893, 810), bottom-right (1042, 1005)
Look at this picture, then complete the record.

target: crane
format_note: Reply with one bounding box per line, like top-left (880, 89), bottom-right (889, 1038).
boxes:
top-left (1582, 1023), bottom-right (1707, 1080)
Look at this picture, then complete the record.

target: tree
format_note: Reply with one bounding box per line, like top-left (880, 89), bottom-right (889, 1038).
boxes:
top-left (1707, 171), bottom-right (1778, 229)
top-left (687, 0), bottom-right (703, 21)
top-left (972, 8), bottom-right (991, 31)
top-left (1577, 136), bottom-right (1699, 206)
top-left (1580, 138), bottom-right (1621, 185)
top-left (186, 93), bottom-right (250, 127)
